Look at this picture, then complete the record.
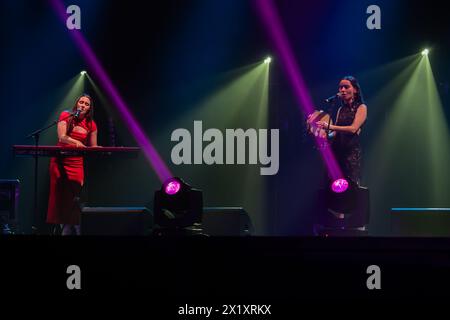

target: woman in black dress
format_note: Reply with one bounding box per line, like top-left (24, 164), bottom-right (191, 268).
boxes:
top-left (316, 76), bottom-right (367, 185)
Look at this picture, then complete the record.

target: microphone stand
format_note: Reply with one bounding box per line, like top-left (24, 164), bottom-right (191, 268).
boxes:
top-left (26, 112), bottom-right (75, 234)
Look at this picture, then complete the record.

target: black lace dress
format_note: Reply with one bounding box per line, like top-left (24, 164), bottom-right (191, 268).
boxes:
top-left (331, 103), bottom-right (363, 185)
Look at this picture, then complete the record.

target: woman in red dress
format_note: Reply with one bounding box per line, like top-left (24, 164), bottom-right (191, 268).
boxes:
top-left (47, 94), bottom-right (98, 235)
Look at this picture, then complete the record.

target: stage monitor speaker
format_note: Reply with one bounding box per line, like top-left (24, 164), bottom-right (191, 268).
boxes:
top-left (0, 179), bottom-right (20, 220)
top-left (0, 179), bottom-right (20, 234)
top-left (316, 186), bottom-right (370, 229)
top-left (202, 207), bottom-right (253, 236)
top-left (81, 207), bottom-right (152, 235)
top-left (391, 209), bottom-right (450, 237)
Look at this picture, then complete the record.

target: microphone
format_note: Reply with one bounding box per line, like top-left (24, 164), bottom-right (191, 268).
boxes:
top-left (73, 109), bottom-right (81, 118)
top-left (324, 92), bottom-right (342, 103)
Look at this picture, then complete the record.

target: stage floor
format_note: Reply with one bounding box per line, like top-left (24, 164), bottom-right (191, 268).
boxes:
top-left (2, 236), bottom-right (450, 302)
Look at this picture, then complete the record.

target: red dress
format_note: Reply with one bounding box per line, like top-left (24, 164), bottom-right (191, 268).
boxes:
top-left (46, 111), bottom-right (97, 225)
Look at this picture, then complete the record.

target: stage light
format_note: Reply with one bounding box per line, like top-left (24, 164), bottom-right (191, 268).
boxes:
top-left (315, 183), bottom-right (370, 236)
top-left (421, 49), bottom-right (429, 56)
top-left (264, 56), bottom-right (272, 64)
top-left (154, 177), bottom-right (203, 231)
top-left (164, 178), bottom-right (181, 195)
top-left (80, 70), bottom-right (87, 75)
top-left (331, 178), bottom-right (349, 193)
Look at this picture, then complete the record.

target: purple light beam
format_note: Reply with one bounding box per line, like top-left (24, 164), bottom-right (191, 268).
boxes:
top-left (254, 0), bottom-right (343, 181)
top-left (49, 0), bottom-right (172, 182)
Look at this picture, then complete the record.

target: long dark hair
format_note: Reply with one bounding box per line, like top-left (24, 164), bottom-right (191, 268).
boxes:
top-left (68, 94), bottom-right (94, 133)
top-left (340, 75), bottom-right (365, 108)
